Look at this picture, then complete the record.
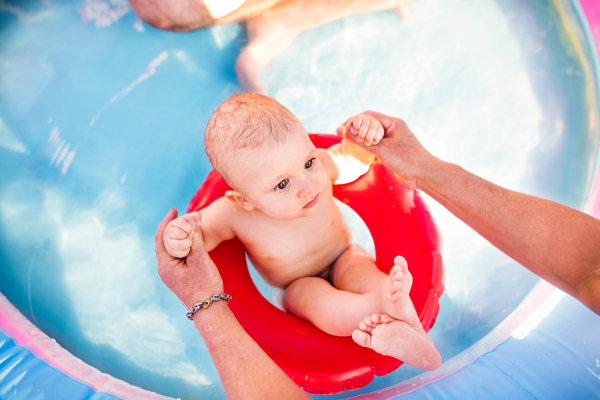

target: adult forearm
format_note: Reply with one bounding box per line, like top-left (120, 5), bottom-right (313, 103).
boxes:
top-left (419, 158), bottom-right (600, 314)
top-left (194, 302), bottom-right (309, 400)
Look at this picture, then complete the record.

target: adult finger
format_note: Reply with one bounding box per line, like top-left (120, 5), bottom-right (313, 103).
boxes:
top-left (373, 123), bottom-right (385, 145)
top-left (169, 248), bottom-right (191, 258)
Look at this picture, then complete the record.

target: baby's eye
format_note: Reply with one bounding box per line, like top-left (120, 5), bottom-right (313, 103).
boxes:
top-left (276, 179), bottom-right (289, 190)
top-left (305, 158), bottom-right (316, 169)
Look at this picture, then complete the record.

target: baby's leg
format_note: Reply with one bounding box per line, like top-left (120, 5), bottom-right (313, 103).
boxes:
top-left (352, 310), bottom-right (442, 371)
top-left (283, 276), bottom-right (380, 336)
top-left (338, 250), bottom-right (441, 369)
top-left (332, 249), bottom-right (414, 324)
top-left (282, 249), bottom-right (412, 336)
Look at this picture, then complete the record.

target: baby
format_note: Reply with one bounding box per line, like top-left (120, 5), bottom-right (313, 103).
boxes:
top-left (164, 94), bottom-right (441, 370)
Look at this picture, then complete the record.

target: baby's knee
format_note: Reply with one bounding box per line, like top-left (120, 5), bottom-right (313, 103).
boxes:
top-left (283, 277), bottom-right (321, 301)
top-left (282, 277), bottom-right (327, 314)
top-left (334, 245), bottom-right (375, 270)
top-left (347, 244), bottom-right (375, 259)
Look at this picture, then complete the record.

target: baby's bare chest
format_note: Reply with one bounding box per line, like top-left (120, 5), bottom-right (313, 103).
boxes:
top-left (236, 201), bottom-right (351, 287)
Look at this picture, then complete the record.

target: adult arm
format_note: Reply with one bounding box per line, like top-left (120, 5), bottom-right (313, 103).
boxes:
top-left (338, 112), bottom-right (600, 315)
top-left (156, 208), bottom-right (309, 400)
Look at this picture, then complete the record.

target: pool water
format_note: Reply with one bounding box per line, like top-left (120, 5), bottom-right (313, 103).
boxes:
top-left (0, 0), bottom-right (597, 399)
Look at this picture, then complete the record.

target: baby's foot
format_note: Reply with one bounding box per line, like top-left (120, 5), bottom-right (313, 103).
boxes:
top-left (352, 314), bottom-right (399, 356)
top-left (375, 256), bottom-right (413, 324)
top-left (352, 314), bottom-right (442, 371)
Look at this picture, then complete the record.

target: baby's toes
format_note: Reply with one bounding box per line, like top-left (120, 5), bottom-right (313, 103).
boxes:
top-left (390, 291), bottom-right (404, 303)
top-left (369, 313), bottom-right (384, 325)
top-left (358, 320), bottom-right (367, 331)
top-left (362, 315), bottom-right (376, 328)
top-left (359, 317), bottom-right (375, 331)
top-left (393, 270), bottom-right (405, 284)
top-left (394, 256), bottom-right (409, 271)
top-left (390, 262), bottom-right (403, 273)
top-left (403, 270), bottom-right (414, 287)
top-left (352, 329), bottom-right (372, 348)
top-left (379, 314), bottom-right (395, 323)
top-left (390, 280), bottom-right (404, 295)
top-left (389, 265), bottom-right (404, 281)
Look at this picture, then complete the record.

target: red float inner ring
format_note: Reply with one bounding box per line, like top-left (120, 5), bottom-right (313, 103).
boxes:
top-left (188, 134), bottom-right (444, 394)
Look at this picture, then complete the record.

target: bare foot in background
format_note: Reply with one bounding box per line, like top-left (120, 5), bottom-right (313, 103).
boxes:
top-left (129, 0), bottom-right (417, 92)
top-left (236, 0), bottom-right (417, 92)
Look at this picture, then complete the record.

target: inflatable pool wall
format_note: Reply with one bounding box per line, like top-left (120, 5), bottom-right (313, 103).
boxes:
top-left (1, 0), bottom-right (600, 399)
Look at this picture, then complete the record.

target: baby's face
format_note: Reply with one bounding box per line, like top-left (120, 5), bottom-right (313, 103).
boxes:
top-left (230, 130), bottom-right (328, 220)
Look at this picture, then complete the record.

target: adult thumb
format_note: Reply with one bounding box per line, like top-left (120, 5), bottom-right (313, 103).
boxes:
top-left (186, 214), bottom-right (211, 266)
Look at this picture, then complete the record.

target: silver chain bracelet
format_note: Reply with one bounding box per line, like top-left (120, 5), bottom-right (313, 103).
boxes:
top-left (186, 293), bottom-right (232, 320)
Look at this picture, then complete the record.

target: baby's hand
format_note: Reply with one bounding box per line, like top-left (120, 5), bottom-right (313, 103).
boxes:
top-left (163, 211), bottom-right (202, 258)
top-left (339, 113), bottom-right (385, 146)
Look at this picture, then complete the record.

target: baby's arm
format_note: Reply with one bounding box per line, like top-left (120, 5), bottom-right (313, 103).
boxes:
top-left (323, 113), bottom-right (384, 185)
top-left (163, 198), bottom-right (236, 258)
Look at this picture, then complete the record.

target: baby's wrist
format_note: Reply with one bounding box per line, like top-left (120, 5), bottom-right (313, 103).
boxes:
top-left (343, 139), bottom-right (374, 163)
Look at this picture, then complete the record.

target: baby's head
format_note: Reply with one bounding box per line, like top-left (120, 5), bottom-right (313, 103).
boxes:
top-left (205, 94), bottom-right (327, 219)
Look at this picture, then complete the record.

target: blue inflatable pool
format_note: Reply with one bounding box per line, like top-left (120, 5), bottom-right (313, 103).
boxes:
top-left (1, 0), bottom-right (600, 398)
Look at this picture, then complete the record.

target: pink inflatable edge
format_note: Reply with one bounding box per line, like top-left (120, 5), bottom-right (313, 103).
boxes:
top-left (0, 294), bottom-right (171, 399)
top-left (580, 0), bottom-right (600, 218)
top-left (1, 2), bottom-right (600, 399)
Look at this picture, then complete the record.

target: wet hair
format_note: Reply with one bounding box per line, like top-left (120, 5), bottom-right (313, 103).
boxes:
top-left (204, 93), bottom-right (303, 187)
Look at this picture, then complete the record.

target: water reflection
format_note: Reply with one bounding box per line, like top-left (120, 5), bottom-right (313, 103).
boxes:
top-left (0, 0), bottom-right (597, 399)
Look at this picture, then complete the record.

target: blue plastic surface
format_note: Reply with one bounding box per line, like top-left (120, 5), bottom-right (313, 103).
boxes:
top-left (0, 327), bottom-right (121, 400)
top-left (1, 0), bottom-right (600, 398)
top-left (366, 292), bottom-right (600, 400)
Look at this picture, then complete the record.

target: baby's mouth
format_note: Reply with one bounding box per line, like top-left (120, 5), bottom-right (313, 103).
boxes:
top-left (303, 194), bottom-right (320, 209)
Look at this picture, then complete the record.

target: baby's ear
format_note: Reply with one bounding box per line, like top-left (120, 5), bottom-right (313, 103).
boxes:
top-left (225, 190), bottom-right (255, 211)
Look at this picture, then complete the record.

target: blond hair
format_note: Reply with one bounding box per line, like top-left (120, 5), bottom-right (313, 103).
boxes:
top-left (204, 93), bottom-right (302, 186)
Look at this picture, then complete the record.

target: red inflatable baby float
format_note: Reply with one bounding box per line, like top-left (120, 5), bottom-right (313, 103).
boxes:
top-left (187, 134), bottom-right (444, 394)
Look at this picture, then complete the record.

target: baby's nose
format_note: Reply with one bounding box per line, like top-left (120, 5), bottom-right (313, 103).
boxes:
top-left (297, 178), bottom-right (315, 198)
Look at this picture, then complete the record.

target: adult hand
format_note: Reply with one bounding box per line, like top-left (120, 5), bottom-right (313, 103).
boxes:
top-left (337, 111), bottom-right (436, 189)
top-left (155, 208), bottom-right (224, 309)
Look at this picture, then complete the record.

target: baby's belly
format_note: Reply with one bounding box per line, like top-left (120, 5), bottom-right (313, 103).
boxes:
top-left (248, 232), bottom-right (351, 289)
